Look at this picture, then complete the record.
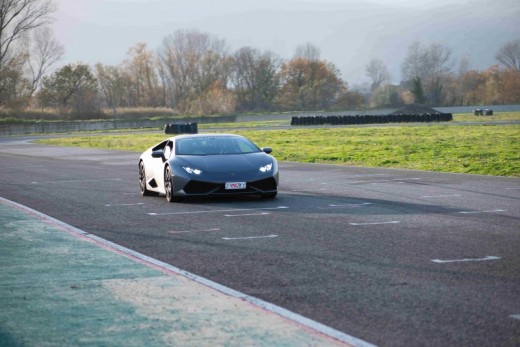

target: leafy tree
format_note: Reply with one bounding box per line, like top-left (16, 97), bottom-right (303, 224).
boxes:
top-left (369, 84), bottom-right (403, 108)
top-left (39, 63), bottom-right (99, 117)
top-left (411, 77), bottom-right (427, 104)
top-left (277, 57), bottom-right (345, 111)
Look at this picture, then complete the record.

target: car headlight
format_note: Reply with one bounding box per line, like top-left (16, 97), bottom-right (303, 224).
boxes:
top-left (183, 166), bottom-right (203, 175)
top-left (259, 163), bottom-right (273, 173)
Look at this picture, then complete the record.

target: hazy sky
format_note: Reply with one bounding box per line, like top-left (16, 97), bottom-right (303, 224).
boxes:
top-left (50, 0), bottom-right (517, 84)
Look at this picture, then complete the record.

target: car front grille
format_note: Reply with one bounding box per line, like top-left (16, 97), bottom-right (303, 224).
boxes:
top-left (184, 177), bottom-right (277, 195)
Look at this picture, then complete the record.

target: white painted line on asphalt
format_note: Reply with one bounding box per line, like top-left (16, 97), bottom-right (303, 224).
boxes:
top-left (431, 256), bottom-right (500, 264)
top-left (291, 188), bottom-right (327, 192)
top-left (458, 209), bottom-right (506, 214)
top-left (105, 203), bottom-right (145, 207)
top-left (422, 194), bottom-right (461, 198)
top-left (349, 221), bottom-right (400, 226)
top-left (346, 177), bottom-right (422, 184)
top-left (224, 212), bottom-right (271, 217)
top-left (222, 234), bottom-right (278, 240)
top-left (506, 187), bottom-right (520, 190)
top-left (348, 173), bottom-right (386, 177)
top-left (169, 228), bottom-right (220, 234)
top-left (510, 314), bottom-right (520, 320)
top-left (148, 206), bottom-right (289, 216)
top-left (328, 203), bottom-right (372, 208)
top-left (1, 197), bottom-right (376, 347)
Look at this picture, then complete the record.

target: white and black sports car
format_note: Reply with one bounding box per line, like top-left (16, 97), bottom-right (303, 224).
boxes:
top-left (138, 134), bottom-right (279, 202)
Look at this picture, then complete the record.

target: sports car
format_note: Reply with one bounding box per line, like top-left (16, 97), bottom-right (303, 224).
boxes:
top-left (138, 134), bottom-right (279, 202)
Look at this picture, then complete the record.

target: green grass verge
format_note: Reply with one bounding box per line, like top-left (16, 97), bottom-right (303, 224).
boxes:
top-left (37, 122), bottom-right (520, 177)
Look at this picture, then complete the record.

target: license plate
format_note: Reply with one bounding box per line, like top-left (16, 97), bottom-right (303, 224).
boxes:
top-left (225, 182), bottom-right (246, 190)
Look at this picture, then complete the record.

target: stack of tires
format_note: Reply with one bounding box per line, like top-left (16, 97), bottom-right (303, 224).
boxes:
top-left (164, 123), bottom-right (198, 134)
top-left (291, 113), bottom-right (453, 126)
top-left (474, 109), bottom-right (493, 116)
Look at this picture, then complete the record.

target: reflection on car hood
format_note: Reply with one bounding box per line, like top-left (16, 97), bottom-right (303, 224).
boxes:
top-left (175, 153), bottom-right (271, 173)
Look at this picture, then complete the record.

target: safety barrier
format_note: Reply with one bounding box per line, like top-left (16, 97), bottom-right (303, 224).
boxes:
top-left (164, 122), bottom-right (198, 134)
top-left (473, 109), bottom-right (493, 116)
top-left (291, 113), bottom-right (453, 126)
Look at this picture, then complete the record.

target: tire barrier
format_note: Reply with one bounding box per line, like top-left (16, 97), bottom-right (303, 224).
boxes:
top-left (290, 113), bottom-right (453, 126)
top-left (474, 109), bottom-right (493, 116)
top-left (164, 122), bottom-right (198, 134)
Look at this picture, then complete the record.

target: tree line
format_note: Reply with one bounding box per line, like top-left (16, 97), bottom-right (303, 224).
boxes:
top-left (1, 0), bottom-right (519, 120)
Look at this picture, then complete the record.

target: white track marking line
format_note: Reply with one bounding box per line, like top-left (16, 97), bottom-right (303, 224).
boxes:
top-left (349, 221), bottom-right (400, 226)
top-left (506, 187), bottom-right (520, 190)
top-left (105, 203), bottom-right (145, 207)
top-left (291, 188), bottom-right (327, 192)
top-left (169, 228), bottom-right (220, 234)
top-left (148, 206), bottom-right (288, 216)
top-left (431, 256), bottom-right (500, 264)
top-left (421, 194), bottom-right (461, 198)
top-left (510, 314), bottom-right (520, 320)
top-left (224, 212), bottom-right (271, 217)
top-left (458, 209), bottom-right (506, 214)
top-left (328, 203), bottom-right (372, 208)
top-left (0, 197), bottom-right (375, 347)
top-left (222, 234), bottom-right (278, 240)
top-left (346, 177), bottom-right (422, 184)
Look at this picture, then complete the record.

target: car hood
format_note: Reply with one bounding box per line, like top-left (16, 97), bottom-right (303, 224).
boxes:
top-left (175, 153), bottom-right (272, 173)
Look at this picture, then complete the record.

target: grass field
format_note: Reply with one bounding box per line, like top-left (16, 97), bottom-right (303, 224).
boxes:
top-left (37, 113), bottom-right (520, 177)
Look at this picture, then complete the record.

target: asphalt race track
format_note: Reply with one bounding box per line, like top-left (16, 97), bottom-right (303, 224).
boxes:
top-left (1, 137), bottom-right (519, 346)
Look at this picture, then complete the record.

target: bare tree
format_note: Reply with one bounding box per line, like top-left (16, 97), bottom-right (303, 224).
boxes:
top-left (495, 39), bottom-right (520, 71)
top-left (401, 41), bottom-right (454, 105)
top-left (24, 26), bottom-right (64, 97)
top-left (402, 41), bottom-right (453, 82)
top-left (123, 42), bottom-right (160, 107)
top-left (95, 63), bottom-right (132, 114)
top-left (0, 0), bottom-right (55, 74)
top-left (158, 29), bottom-right (231, 113)
top-left (294, 42), bottom-right (320, 61)
top-left (365, 58), bottom-right (390, 91)
top-left (232, 47), bottom-right (280, 110)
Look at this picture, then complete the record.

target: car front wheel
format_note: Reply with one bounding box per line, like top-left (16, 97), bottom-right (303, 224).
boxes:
top-left (164, 166), bottom-right (181, 202)
top-left (139, 161), bottom-right (152, 196)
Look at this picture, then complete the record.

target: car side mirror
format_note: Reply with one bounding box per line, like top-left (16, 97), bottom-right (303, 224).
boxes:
top-left (262, 147), bottom-right (273, 154)
top-left (151, 149), bottom-right (164, 158)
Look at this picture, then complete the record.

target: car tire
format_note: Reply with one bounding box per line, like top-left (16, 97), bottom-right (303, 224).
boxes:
top-left (164, 166), bottom-right (181, 202)
top-left (139, 161), bottom-right (153, 196)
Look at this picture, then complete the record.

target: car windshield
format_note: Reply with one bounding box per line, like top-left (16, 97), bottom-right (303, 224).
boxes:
top-left (175, 136), bottom-right (261, 156)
